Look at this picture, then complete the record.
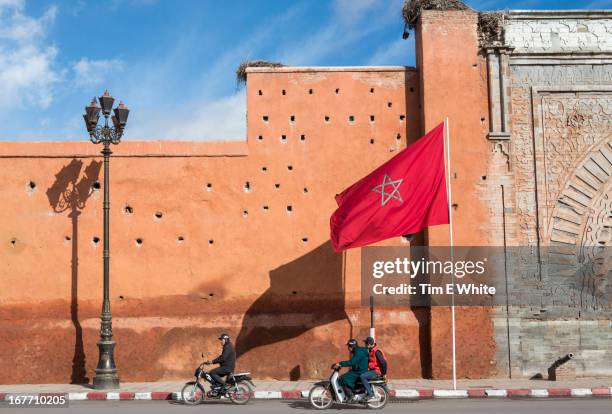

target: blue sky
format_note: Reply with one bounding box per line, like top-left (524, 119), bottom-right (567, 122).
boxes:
top-left (0, 0), bottom-right (609, 141)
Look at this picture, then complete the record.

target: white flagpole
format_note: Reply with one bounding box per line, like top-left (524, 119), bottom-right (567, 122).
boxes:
top-left (444, 117), bottom-right (457, 390)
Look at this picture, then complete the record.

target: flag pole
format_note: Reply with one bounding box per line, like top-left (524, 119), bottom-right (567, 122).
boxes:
top-left (444, 116), bottom-right (457, 390)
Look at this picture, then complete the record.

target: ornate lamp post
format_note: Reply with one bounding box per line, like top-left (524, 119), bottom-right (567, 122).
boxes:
top-left (83, 90), bottom-right (129, 389)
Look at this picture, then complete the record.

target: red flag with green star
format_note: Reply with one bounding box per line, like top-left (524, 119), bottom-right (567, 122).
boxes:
top-left (330, 122), bottom-right (449, 252)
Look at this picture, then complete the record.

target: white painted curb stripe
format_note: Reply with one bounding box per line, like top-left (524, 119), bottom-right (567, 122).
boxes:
top-left (105, 393), bottom-right (120, 400)
top-left (254, 391), bottom-right (282, 399)
top-left (395, 389), bottom-right (420, 398)
top-left (300, 390), bottom-right (310, 398)
top-left (134, 392), bottom-right (151, 400)
top-left (486, 389), bottom-right (507, 397)
top-left (68, 393), bottom-right (88, 401)
top-left (433, 389), bottom-right (468, 398)
top-left (571, 388), bottom-right (592, 397)
top-left (171, 392), bottom-right (181, 400)
top-left (530, 389), bottom-right (548, 397)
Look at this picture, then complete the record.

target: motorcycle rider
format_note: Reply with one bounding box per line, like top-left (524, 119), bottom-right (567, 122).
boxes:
top-left (205, 333), bottom-right (236, 392)
top-left (360, 336), bottom-right (388, 401)
top-left (333, 339), bottom-right (369, 401)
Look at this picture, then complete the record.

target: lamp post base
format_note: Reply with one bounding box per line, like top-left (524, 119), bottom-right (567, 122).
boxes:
top-left (92, 340), bottom-right (120, 389)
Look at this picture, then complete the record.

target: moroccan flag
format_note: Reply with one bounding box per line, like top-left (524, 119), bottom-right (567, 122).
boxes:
top-left (330, 122), bottom-right (449, 252)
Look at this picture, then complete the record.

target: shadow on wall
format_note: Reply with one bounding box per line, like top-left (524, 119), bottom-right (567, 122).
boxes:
top-left (46, 159), bottom-right (102, 384)
top-left (235, 241), bottom-right (349, 363)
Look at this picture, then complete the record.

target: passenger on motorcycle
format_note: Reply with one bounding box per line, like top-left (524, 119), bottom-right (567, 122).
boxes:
top-left (205, 333), bottom-right (236, 391)
top-left (360, 337), bottom-right (388, 401)
top-left (333, 339), bottom-right (369, 401)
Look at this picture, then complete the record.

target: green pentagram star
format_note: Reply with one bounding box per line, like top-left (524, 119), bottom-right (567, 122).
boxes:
top-left (371, 174), bottom-right (404, 206)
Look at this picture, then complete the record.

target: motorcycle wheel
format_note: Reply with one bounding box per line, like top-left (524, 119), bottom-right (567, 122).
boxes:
top-left (228, 382), bottom-right (252, 405)
top-left (181, 381), bottom-right (204, 405)
top-left (309, 385), bottom-right (333, 410)
top-left (366, 385), bottom-right (388, 409)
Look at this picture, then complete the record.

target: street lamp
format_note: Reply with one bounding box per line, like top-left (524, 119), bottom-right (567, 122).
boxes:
top-left (84, 90), bottom-right (129, 389)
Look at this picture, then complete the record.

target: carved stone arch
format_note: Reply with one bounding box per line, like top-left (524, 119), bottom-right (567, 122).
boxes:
top-left (549, 140), bottom-right (612, 247)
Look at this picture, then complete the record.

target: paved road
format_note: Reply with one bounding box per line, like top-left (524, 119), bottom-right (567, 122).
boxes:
top-left (2, 398), bottom-right (611, 413)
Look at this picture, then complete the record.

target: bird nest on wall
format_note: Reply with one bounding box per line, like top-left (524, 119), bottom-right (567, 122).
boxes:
top-left (236, 60), bottom-right (286, 88)
top-left (402, 0), bottom-right (471, 31)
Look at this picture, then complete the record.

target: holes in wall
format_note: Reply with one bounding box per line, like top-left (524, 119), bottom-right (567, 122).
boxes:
top-left (480, 117), bottom-right (486, 125)
top-left (92, 236), bottom-right (100, 246)
top-left (208, 239), bottom-right (214, 245)
top-left (280, 134), bottom-right (287, 143)
top-left (261, 166), bottom-right (268, 172)
top-left (92, 181), bottom-right (101, 191)
top-left (262, 115), bottom-right (269, 123)
top-left (28, 181), bottom-right (36, 190)
top-left (324, 116), bottom-right (331, 123)
top-left (303, 187), bottom-right (308, 194)
top-left (289, 115), bottom-right (295, 123)
top-left (300, 134), bottom-right (306, 141)
top-left (209, 293), bottom-right (215, 297)
top-left (258, 135), bottom-right (263, 141)
top-left (135, 238), bottom-right (143, 246)
top-left (410, 87), bottom-right (414, 92)
top-left (399, 115), bottom-right (406, 122)
top-left (123, 205), bottom-right (133, 215)
top-left (451, 203), bottom-right (458, 210)
top-left (258, 90), bottom-right (262, 95)
top-left (242, 209), bottom-right (249, 217)
top-left (370, 88), bottom-right (374, 93)
top-left (154, 212), bottom-right (163, 220)
top-left (309, 88), bottom-right (313, 94)
top-left (282, 89), bottom-right (286, 95)
top-left (206, 183), bottom-right (213, 191)
top-left (119, 295), bottom-right (125, 300)
top-left (369, 115), bottom-right (375, 123)
top-left (287, 165), bottom-right (293, 171)
top-left (65, 236), bottom-right (71, 242)
top-left (335, 88), bottom-right (340, 94)
top-left (370, 138), bottom-right (375, 144)
top-left (10, 238), bottom-right (16, 247)
top-left (301, 237), bottom-right (308, 243)
top-left (482, 176), bottom-right (487, 180)
top-left (292, 290), bottom-right (298, 295)
top-left (243, 181), bottom-right (251, 193)
top-left (275, 183), bottom-right (280, 189)
top-left (286, 205), bottom-right (293, 214)
top-left (348, 115), bottom-right (355, 124)
top-left (263, 205), bottom-right (269, 211)
top-left (177, 236), bottom-right (184, 243)
top-left (387, 102), bottom-right (392, 108)
top-left (396, 133), bottom-right (401, 141)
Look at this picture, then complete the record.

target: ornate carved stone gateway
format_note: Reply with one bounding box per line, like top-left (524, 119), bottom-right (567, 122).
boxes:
top-left (485, 10), bottom-right (612, 378)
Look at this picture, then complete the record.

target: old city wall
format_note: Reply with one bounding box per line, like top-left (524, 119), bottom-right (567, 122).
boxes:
top-left (0, 67), bottom-right (430, 383)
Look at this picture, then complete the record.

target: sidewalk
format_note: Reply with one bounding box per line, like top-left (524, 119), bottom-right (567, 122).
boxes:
top-left (0, 378), bottom-right (611, 401)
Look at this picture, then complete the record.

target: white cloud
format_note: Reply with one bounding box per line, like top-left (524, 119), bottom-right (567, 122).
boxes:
top-left (277, 0), bottom-right (403, 66)
top-left (127, 93), bottom-right (246, 140)
top-left (367, 37), bottom-right (414, 66)
top-left (0, 1), bottom-right (60, 110)
top-left (73, 57), bottom-right (125, 89)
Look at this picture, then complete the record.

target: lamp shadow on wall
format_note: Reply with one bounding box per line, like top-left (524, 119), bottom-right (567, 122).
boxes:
top-left (46, 158), bottom-right (101, 384)
top-left (235, 240), bottom-right (349, 374)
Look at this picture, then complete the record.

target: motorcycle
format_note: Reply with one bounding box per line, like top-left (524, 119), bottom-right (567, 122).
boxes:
top-left (308, 365), bottom-right (388, 409)
top-left (181, 354), bottom-right (254, 405)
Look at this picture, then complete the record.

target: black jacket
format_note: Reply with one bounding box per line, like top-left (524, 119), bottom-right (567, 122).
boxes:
top-left (374, 349), bottom-right (388, 375)
top-left (212, 341), bottom-right (236, 371)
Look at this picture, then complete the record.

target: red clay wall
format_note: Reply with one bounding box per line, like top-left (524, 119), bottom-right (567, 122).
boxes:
top-left (417, 10), bottom-right (497, 378)
top-left (0, 67), bottom-right (429, 383)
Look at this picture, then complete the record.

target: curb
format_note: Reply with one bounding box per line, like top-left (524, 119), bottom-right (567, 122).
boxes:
top-left (1, 387), bottom-right (610, 401)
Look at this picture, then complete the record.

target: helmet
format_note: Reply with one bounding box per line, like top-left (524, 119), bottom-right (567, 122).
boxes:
top-left (364, 337), bottom-right (375, 346)
top-left (218, 333), bottom-right (230, 341)
top-left (346, 339), bottom-right (358, 349)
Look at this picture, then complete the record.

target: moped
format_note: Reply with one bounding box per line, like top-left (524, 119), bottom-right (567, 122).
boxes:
top-left (308, 365), bottom-right (388, 409)
top-left (181, 353), bottom-right (254, 405)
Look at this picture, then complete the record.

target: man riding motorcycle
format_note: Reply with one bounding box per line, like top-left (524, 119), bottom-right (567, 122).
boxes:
top-left (205, 333), bottom-right (236, 392)
top-left (360, 336), bottom-right (388, 401)
top-left (333, 339), bottom-right (369, 401)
